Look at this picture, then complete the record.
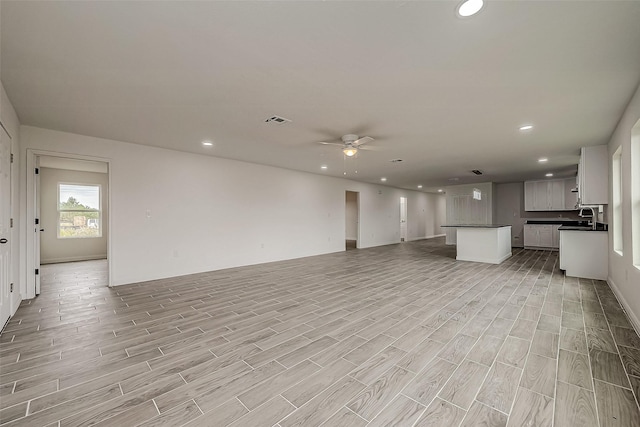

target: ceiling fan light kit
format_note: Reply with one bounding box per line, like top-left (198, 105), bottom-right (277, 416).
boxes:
top-left (343, 147), bottom-right (358, 157)
top-left (316, 133), bottom-right (375, 158)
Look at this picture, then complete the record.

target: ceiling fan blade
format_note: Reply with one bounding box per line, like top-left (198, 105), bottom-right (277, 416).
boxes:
top-left (359, 145), bottom-right (382, 151)
top-left (316, 141), bottom-right (344, 147)
top-left (353, 136), bottom-right (374, 146)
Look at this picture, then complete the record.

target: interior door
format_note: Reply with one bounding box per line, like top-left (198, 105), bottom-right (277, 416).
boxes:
top-left (0, 125), bottom-right (12, 327)
top-left (400, 197), bottom-right (407, 242)
top-left (35, 157), bottom-right (41, 295)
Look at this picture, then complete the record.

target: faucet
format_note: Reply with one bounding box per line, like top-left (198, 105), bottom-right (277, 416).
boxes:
top-left (579, 206), bottom-right (598, 230)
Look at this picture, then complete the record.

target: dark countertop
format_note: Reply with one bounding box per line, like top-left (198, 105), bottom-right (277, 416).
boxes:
top-left (558, 224), bottom-right (608, 232)
top-left (526, 220), bottom-right (589, 226)
top-left (441, 224), bottom-right (511, 228)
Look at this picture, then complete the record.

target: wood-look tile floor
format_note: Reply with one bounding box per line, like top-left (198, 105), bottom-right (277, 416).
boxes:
top-left (1, 238), bottom-right (640, 427)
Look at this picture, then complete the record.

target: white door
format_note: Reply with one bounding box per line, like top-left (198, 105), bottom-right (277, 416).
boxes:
top-left (0, 125), bottom-right (12, 328)
top-left (35, 157), bottom-right (41, 295)
top-left (400, 197), bottom-right (407, 242)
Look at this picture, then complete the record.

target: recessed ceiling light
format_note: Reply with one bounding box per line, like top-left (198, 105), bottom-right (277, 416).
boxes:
top-left (538, 157), bottom-right (548, 163)
top-left (201, 140), bottom-right (213, 146)
top-left (546, 173), bottom-right (554, 177)
top-left (417, 185), bottom-right (423, 189)
top-left (457, 0), bottom-right (484, 17)
top-left (380, 177), bottom-right (387, 182)
top-left (519, 125), bottom-right (534, 131)
top-left (320, 165), bottom-right (328, 170)
top-left (438, 189), bottom-right (444, 192)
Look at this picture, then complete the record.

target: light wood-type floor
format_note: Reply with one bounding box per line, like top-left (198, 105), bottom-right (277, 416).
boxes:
top-left (1, 238), bottom-right (640, 427)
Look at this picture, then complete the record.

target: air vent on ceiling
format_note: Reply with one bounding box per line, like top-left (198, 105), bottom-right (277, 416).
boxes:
top-left (264, 115), bottom-right (291, 124)
top-left (471, 170), bottom-right (483, 175)
top-left (390, 159), bottom-right (403, 163)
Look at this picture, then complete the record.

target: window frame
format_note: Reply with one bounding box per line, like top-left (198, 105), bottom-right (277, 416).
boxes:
top-left (612, 147), bottom-right (623, 256)
top-left (57, 182), bottom-right (102, 239)
top-left (632, 118), bottom-right (640, 269)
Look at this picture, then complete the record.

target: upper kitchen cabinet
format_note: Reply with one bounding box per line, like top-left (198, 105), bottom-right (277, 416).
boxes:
top-left (578, 145), bottom-right (608, 205)
top-left (524, 178), bottom-right (575, 211)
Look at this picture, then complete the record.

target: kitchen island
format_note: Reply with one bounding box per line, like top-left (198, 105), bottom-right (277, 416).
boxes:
top-left (441, 225), bottom-right (512, 264)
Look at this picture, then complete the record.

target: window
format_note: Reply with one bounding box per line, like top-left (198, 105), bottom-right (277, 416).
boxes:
top-left (612, 147), bottom-right (623, 255)
top-left (632, 118), bottom-right (640, 268)
top-left (58, 183), bottom-right (101, 238)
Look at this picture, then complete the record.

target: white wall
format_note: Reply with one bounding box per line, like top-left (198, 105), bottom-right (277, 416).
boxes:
top-left (407, 192), bottom-right (446, 241)
top-left (496, 183), bottom-right (526, 247)
top-left (345, 191), bottom-right (358, 241)
top-left (444, 182), bottom-right (495, 244)
top-left (18, 126), bottom-right (443, 294)
top-left (1, 82), bottom-right (21, 316)
top-left (607, 83), bottom-right (640, 332)
top-left (40, 167), bottom-right (108, 264)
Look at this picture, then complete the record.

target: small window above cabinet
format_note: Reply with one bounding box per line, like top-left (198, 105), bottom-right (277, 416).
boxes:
top-left (524, 178), bottom-right (577, 211)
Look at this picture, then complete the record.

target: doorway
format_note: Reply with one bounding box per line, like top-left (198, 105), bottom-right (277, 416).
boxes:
top-left (345, 191), bottom-right (359, 250)
top-left (400, 197), bottom-right (407, 242)
top-left (27, 151), bottom-right (111, 298)
top-left (0, 124), bottom-right (12, 328)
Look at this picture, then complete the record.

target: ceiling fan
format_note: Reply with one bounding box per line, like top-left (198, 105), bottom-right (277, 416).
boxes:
top-left (316, 134), bottom-right (376, 157)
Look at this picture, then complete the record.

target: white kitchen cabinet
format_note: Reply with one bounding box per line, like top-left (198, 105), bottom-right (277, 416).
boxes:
top-left (578, 145), bottom-right (608, 205)
top-left (550, 180), bottom-right (564, 210)
top-left (524, 224), bottom-right (556, 249)
top-left (524, 181), bottom-right (536, 211)
top-left (564, 178), bottom-right (578, 210)
top-left (524, 179), bottom-right (567, 211)
top-left (559, 230), bottom-right (608, 280)
top-left (552, 224), bottom-right (561, 248)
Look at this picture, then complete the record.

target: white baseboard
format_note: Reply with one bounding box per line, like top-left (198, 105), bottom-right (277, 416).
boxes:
top-left (607, 276), bottom-right (640, 336)
top-left (41, 254), bottom-right (107, 265)
top-left (408, 234), bottom-right (445, 242)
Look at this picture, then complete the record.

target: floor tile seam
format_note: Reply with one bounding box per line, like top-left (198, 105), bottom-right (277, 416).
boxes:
top-left (594, 285), bottom-right (638, 403)
top-left (335, 405), bottom-right (369, 425)
top-left (549, 260), bottom-right (563, 427)
top-left (277, 374), bottom-right (366, 426)
top-left (4, 378), bottom-right (125, 426)
top-left (487, 255), bottom-right (548, 418)
top-left (580, 283), bottom-right (603, 427)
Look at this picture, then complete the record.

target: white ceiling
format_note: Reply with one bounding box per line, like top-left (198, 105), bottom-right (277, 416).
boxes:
top-left (2, 1), bottom-right (640, 192)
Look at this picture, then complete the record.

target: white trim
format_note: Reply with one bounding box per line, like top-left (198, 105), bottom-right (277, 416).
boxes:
top-left (408, 234), bottom-right (446, 241)
top-left (41, 255), bottom-right (107, 265)
top-left (607, 275), bottom-right (640, 336)
top-left (26, 149), bottom-right (112, 298)
top-left (457, 252), bottom-right (512, 265)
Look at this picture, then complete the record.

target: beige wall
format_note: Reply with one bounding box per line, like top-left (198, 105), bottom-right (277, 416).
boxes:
top-left (40, 167), bottom-right (108, 264)
top-left (607, 83), bottom-right (640, 332)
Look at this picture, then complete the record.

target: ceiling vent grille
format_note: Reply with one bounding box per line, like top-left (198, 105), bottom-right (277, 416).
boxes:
top-left (471, 169), bottom-right (483, 175)
top-left (264, 115), bottom-right (291, 124)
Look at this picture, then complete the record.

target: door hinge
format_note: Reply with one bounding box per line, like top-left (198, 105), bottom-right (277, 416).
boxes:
top-left (10, 283), bottom-right (13, 292)
top-left (35, 269), bottom-right (39, 275)
top-left (35, 167), bottom-right (39, 174)
top-left (10, 218), bottom-right (13, 228)
top-left (10, 153), bottom-right (14, 163)
top-left (35, 218), bottom-right (39, 225)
